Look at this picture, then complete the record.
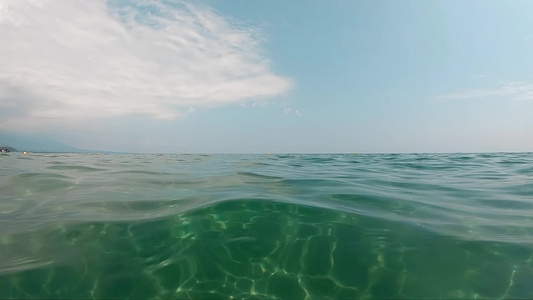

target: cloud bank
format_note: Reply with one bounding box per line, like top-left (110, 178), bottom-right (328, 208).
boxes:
top-left (0, 0), bottom-right (291, 129)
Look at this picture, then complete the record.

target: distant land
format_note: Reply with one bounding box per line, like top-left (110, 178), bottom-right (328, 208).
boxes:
top-left (0, 132), bottom-right (122, 153)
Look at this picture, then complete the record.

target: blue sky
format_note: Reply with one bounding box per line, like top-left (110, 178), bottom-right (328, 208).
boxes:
top-left (1, 0), bottom-right (532, 153)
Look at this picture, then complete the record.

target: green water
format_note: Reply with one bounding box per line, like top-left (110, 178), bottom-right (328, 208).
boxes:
top-left (0, 153), bottom-right (532, 299)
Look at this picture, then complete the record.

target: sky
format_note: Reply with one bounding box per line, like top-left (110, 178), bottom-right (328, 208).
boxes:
top-left (1, 0), bottom-right (532, 153)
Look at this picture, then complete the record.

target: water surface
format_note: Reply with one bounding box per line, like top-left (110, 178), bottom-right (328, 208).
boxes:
top-left (0, 153), bottom-right (532, 299)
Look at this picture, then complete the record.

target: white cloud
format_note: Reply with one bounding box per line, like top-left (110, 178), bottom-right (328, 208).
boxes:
top-left (0, 0), bottom-right (291, 129)
top-left (435, 82), bottom-right (533, 101)
top-left (282, 106), bottom-right (302, 117)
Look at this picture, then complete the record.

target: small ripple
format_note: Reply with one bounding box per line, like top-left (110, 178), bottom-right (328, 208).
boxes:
top-left (236, 172), bottom-right (282, 180)
top-left (47, 165), bottom-right (106, 172)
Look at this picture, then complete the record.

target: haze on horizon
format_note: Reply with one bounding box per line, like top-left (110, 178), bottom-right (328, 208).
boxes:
top-left (1, 0), bottom-right (532, 153)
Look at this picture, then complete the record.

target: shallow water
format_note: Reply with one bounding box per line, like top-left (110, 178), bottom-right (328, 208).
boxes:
top-left (0, 152), bottom-right (532, 299)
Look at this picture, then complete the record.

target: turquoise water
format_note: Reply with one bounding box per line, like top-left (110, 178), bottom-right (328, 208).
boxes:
top-left (0, 152), bottom-right (532, 299)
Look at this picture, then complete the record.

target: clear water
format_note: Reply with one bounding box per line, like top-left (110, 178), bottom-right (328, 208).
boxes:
top-left (0, 153), bottom-right (532, 299)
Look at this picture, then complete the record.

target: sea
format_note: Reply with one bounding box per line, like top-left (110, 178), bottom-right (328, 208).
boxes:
top-left (0, 152), bottom-right (532, 299)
